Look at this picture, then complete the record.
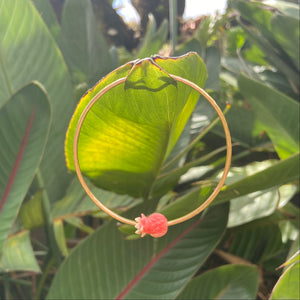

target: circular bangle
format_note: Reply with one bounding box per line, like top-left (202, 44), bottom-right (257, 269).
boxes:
top-left (73, 75), bottom-right (232, 237)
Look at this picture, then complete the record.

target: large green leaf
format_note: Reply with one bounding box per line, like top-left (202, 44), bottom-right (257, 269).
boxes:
top-left (135, 15), bottom-right (169, 59)
top-left (0, 231), bottom-right (40, 272)
top-left (238, 75), bottom-right (299, 159)
top-left (47, 203), bottom-right (228, 299)
top-left (270, 261), bottom-right (300, 299)
top-left (0, 83), bottom-right (51, 257)
top-left (60, 0), bottom-right (113, 85)
top-left (0, 0), bottom-right (75, 203)
top-left (176, 264), bottom-right (259, 299)
top-left (65, 52), bottom-right (207, 198)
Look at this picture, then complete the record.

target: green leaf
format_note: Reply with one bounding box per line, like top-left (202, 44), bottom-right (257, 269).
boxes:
top-left (136, 15), bottom-right (169, 59)
top-left (270, 13), bottom-right (300, 70)
top-left (234, 0), bottom-right (299, 90)
top-left (213, 104), bottom-right (268, 148)
top-left (53, 219), bottom-right (69, 257)
top-left (46, 203), bottom-right (228, 299)
top-left (228, 183), bottom-right (296, 228)
top-left (20, 190), bottom-right (45, 230)
top-left (263, 0), bottom-right (300, 20)
top-left (205, 47), bottom-right (221, 90)
top-left (228, 218), bottom-right (288, 263)
top-left (176, 264), bottom-right (259, 299)
top-left (32, 0), bottom-right (61, 41)
top-left (60, 0), bottom-right (113, 85)
top-left (51, 178), bottom-right (138, 220)
top-left (215, 152), bottom-right (300, 205)
top-left (284, 236), bottom-right (300, 271)
top-left (0, 231), bottom-right (40, 272)
top-left (65, 52), bottom-right (207, 198)
top-left (270, 261), bottom-right (300, 299)
top-left (0, 0), bottom-right (75, 203)
top-left (278, 250), bottom-right (300, 270)
top-left (223, 162), bottom-right (297, 227)
top-left (0, 83), bottom-right (51, 257)
top-left (238, 75), bottom-right (299, 159)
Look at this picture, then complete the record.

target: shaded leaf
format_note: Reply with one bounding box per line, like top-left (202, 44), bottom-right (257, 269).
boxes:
top-left (238, 75), bottom-right (299, 158)
top-left (270, 261), bottom-right (300, 299)
top-left (215, 152), bottom-right (300, 205)
top-left (0, 83), bottom-right (51, 256)
top-left (234, 0), bottom-right (299, 90)
top-left (0, 231), bottom-right (40, 272)
top-left (263, 0), bottom-right (300, 19)
top-left (65, 52), bottom-right (207, 198)
top-left (176, 264), bottom-right (259, 299)
top-left (47, 203), bottom-right (228, 299)
top-left (60, 0), bottom-right (113, 85)
top-left (32, 0), bottom-right (61, 41)
top-left (136, 15), bottom-right (168, 59)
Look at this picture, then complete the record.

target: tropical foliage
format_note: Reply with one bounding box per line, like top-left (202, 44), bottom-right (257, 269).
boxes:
top-left (0, 0), bottom-right (299, 299)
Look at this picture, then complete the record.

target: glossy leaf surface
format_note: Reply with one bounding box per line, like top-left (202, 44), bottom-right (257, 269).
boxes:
top-left (65, 52), bottom-right (207, 198)
top-left (0, 83), bottom-right (51, 256)
top-left (47, 203), bottom-right (228, 299)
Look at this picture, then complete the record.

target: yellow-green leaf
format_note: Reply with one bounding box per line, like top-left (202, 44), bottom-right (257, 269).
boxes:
top-left (65, 52), bottom-right (207, 198)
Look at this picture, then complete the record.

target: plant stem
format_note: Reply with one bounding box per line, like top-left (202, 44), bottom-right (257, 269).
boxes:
top-left (36, 170), bottom-right (61, 267)
top-left (169, 0), bottom-right (177, 54)
top-left (35, 257), bottom-right (54, 300)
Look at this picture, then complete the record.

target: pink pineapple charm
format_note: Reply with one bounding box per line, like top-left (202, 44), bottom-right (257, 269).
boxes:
top-left (135, 213), bottom-right (168, 238)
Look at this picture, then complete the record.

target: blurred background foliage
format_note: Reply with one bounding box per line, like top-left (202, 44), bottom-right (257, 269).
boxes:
top-left (0, 0), bottom-right (299, 299)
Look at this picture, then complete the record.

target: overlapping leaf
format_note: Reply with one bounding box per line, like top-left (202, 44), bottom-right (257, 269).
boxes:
top-left (0, 231), bottom-right (40, 272)
top-left (59, 0), bottom-right (113, 85)
top-left (0, 0), bottom-right (75, 203)
top-left (0, 83), bottom-right (51, 257)
top-left (238, 75), bottom-right (299, 159)
top-left (47, 203), bottom-right (228, 299)
top-left (176, 264), bottom-right (259, 299)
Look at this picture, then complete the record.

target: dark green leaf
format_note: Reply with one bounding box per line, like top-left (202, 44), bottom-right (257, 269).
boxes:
top-left (0, 83), bottom-right (51, 256)
top-left (238, 75), bottom-right (299, 158)
top-left (176, 264), bottom-right (259, 299)
top-left (0, 0), bottom-right (75, 203)
top-left (270, 262), bottom-right (300, 299)
top-left (60, 0), bottom-right (113, 85)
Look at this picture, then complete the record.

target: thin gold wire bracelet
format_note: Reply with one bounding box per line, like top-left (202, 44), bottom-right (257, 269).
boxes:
top-left (73, 75), bottom-right (232, 236)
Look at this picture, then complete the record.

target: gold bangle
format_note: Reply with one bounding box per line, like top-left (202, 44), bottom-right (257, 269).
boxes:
top-left (73, 75), bottom-right (232, 233)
